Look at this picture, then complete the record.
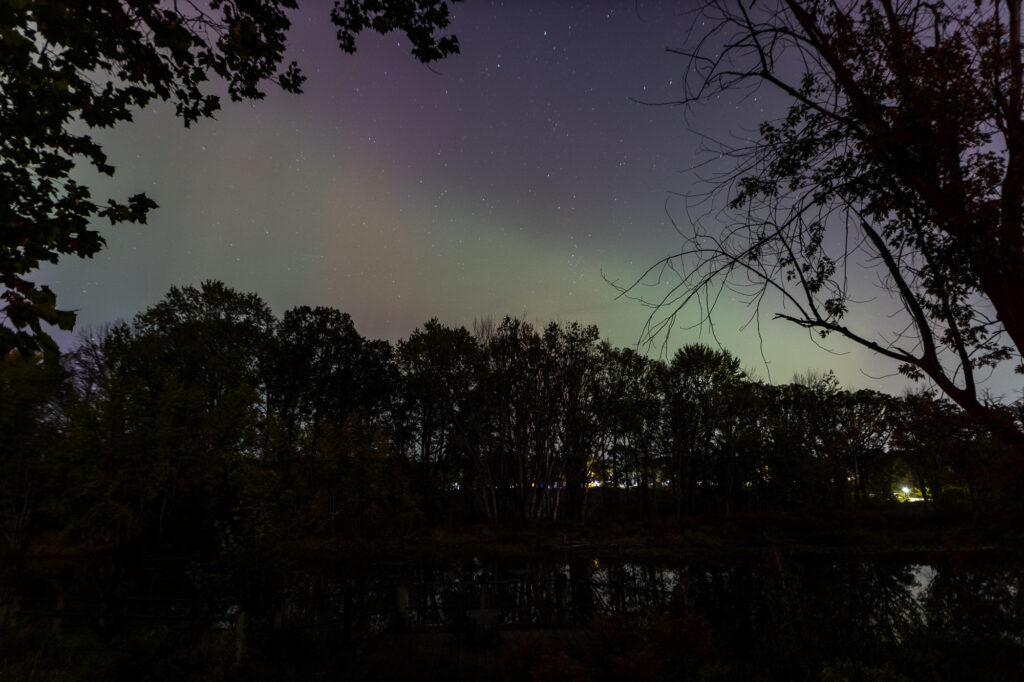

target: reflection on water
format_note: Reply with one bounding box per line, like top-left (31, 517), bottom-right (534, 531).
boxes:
top-left (910, 563), bottom-right (937, 598)
top-left (3, 552), bottom-right (1023, 680)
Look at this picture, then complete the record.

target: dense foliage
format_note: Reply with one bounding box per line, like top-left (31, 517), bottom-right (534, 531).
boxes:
top-left (2, 281), bottom-right (1021, 555)
top-left (0, 0), bottom-right (459, 359)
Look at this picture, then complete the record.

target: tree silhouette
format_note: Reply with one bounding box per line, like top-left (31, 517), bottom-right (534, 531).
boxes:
top-left (0, 351), bottom-right (67, 549)
top-left (395, 318), bottom-right (480, 515)
top-left (659, 344), bottom-right (746, 515)
top-left (625, 0), bottom-right (1024, 454)
top-left (597, 344), bottom-right (662, 513)
top-left (0, 0), bottom-right (459, 359)
top-left (8, 279), bottom-right (1024, 554)
top-left (85, 281), bottom-right (275, 544)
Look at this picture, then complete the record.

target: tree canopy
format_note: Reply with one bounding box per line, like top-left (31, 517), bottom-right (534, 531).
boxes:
top-left (626, 0), bottom-right (1024, 453)
top-left (0, 0), bottom-right (459, 359)
top-left (4, 280), bottom-right (1018, 553)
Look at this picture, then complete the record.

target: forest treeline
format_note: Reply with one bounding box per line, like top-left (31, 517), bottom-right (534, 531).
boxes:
top-left (2, 281), bottom-right (1022, 555)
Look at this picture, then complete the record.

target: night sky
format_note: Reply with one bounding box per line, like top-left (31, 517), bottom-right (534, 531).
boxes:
top-left (36, 1), bottom-right (1021, 400)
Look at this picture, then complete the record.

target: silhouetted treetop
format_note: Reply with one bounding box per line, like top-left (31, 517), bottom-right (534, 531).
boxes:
top-left (4, 280), bottom-right (1022, 552)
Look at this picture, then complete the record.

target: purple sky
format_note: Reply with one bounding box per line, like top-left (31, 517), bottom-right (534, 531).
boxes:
top-left (39, 0), bottom-right (1023, 401)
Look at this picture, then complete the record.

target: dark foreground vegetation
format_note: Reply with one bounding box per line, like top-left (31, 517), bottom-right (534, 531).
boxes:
top-left (3, 280), bottom-right (1023, 680)
top-left (3, 550), bottom-right (1023, 682)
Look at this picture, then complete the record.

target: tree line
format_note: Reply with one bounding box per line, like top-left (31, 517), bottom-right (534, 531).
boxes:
top-left (2, 281), bottom-right (1021, 555)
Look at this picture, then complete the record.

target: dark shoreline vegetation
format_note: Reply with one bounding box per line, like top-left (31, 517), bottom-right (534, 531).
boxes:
top-left (3, 542), bottom-right (1023, 682)
top-left (4, 281), bottom-right (1023, 552)
top-left (3, 280), bottom-right (1024, 680)
top-left (14, 505), bottom-right (1024, 562)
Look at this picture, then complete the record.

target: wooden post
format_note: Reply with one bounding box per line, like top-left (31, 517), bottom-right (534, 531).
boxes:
top-left (273, 598), bottom-right (290, 632)
top-left (196, 598), bottom-right (212, 655)
top-left (274, 598), bottom-right (290, 660)
top-left (53, 594), bottom-right (64, 633)
top-left (234, 610), bottom-right (246, 667)
top-left (555, 574), bottom-right (569, 627)
top-left (0, 595), bottom-right (14, 626)
top-left (394, 584), bottom-right (410, 631)
top-left (611, 564), bottom-right (626, 616)
top-left (342, 588), bottom-right (353, 644)
top-left (98, 592), bottom-right (119, 640)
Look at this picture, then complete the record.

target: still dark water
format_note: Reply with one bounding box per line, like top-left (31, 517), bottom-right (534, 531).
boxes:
top-left (3, 551), bottom-right (1022, 680)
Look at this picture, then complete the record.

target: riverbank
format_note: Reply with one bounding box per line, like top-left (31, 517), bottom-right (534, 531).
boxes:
top-left (18, 503), bottom-right (1019, 564)
top-left (282, 504), bottom-right (1024, 562)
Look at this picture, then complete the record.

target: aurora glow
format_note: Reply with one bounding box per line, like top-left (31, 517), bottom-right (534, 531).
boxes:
top-left (36, 1), bottom-right (1022, 400)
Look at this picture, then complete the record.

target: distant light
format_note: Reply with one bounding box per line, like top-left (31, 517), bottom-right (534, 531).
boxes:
top-left (901, 486), bottom-right (910, 494)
